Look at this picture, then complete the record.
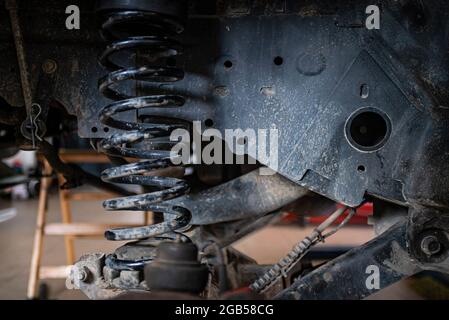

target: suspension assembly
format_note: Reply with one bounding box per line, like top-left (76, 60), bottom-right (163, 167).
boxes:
top-left (94, 0), bottom-right (205, 291)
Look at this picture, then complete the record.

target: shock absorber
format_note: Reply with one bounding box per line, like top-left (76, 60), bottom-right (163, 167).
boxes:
top-left (95, 1), bottom-right (192, 274)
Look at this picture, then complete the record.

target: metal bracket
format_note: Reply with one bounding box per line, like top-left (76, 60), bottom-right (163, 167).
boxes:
top-left (275, 220), bottom-right (420, 299)
top-left (167, 169), bottom-right (308, 225)
top-left (276, 205), bottom-right (449, 300)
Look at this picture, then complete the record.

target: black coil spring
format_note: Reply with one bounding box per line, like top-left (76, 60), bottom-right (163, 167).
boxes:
top-left (97, 10), bottom-right (191, 270)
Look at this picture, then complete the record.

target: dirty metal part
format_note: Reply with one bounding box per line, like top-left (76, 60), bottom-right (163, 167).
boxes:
top-left (137, 0), bottom-right (449, 210)
top-left (211, 243), bottom-right (229, 294)
top-left (370, 199), bottom-right (408, 235)
top-left (104, 245), bottom-right (151, 291)
top-left (276, 219), bottom-right (421, 300)
top-left (168, 169), bottom-right (309, 225)
top-left (73, 244), bottom-right (257, 299)
top-left (276, 205), bottom-right (449, 300)
top-left (18, 70), bottom-right (56, 147)
top-left (420, 235), bottom-right (441, 257)
top-left (5, 0), bottom-right (33, 113)
top-left (206, 246), bottom-right (260, 299)
top-left (103, 266), bottom-right (120, 284)
top-left (2, 0), bottom-right (449, 300)
top-left (76, 266), bottom-right (90, 282)
top-left (41, 59), bottom-right (57, 74)
top-left (145, 241), bottom-right (209, 294)
top-left (38, 139), bottom-right (135, 196)
top-left (109, 240), bottom-right (159, 270)
top-left (0, 96), bottom-right (25, 126)
top-left (2, 1), bottom-right (449, 210)
top-left (116, 270), bottom-right (143, 289)
top-left (95, 0), bottom-right (189, 20)
top-left (237, 261), bottom-right (314, 300)
top-left (236, 264), bottom-right (284, 298)
top-left (103, 236), bottom-right (181, 273)
top-left (196, 212), bottom-right (286, 296)
top-left (19, 103), bottom-right (46, 143)
top-left (206, 246), bottom-right (312, 299)
top-left (5, 0), bottom-right (40, 148)
top-left (407, 206), bottom-right (449, 268)
top-left (251, 206), bottom-right (354, 293)
top-left (96, 0), bottom-right (196, 275)
top-left (31, 64), bottom-right (58, 126)
top-left (67, 253), bottom-right (125, 300)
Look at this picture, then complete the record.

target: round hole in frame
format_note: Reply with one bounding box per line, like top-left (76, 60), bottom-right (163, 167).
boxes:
top-left (205, 119), bottom-right (214, 127)
top-left (223, 60), bottom-right (233, 69)
top-left (274, 56), bottom-right (284, 66)
top-left (345, 107), bottom-right (391, 152)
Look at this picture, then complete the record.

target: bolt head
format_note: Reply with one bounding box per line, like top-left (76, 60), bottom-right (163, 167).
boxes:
top-left (77, 271), bottom-right (86, 281)
top-left (420, 235), bottom-right (441, 256)
top-left (42, 59), bottom-right (57, 74)
top-left (77, 266), bottom-right (90, 282)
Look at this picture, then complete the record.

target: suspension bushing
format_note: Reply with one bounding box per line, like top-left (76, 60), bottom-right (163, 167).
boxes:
top-left (144, 241), bottom-right (209, 294)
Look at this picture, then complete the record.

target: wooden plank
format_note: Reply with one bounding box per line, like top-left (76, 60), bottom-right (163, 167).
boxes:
top-left (58, 149), bottom-right (110, 163)
top-left (67, 192), bottom-right (116, 201)
top-left (58, 174), bottom-right (75, 265)
top-left (44, 223), bottom-right (144, 236)
top-left (27, 160), bottom-right (52, 299)
top-left (36, 150), bottom-right (109, 163)
top-left (39, 265), bottom-right (72, 279)
top-left (37, 149), bottom-right (135, 164)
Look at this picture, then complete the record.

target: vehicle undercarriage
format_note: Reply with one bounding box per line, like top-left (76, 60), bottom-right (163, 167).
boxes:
top-left (1, 0), bottom-right (449, 300)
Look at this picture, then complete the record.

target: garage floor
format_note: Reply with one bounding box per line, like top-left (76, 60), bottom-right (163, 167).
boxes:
top-left (0, 190), bottom-right (436, 300)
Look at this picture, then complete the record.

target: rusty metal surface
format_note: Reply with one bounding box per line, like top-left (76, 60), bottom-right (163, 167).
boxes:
top-left (167, 169), bottom-right (309, 225)
top-left (4, 0), bottom-right (31, 110)
top-left (1, 1), bottom-right (449, 209)
top-left (275, 220), bottom-right (421, 300)
top-left (68, 253), bottom-right (125, 300)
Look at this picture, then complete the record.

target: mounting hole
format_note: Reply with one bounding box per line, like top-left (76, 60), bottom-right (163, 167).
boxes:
top-left (357, 165), bottom-right (366, 172)
top-left (360, 84), bottom-right (370, 99)
top-left (205, 119), bottom-right (214, 127)
top-left (91, 127), bottom-right (98, 133)
top-left (274, 56), bottom-right (284, 66)
top-left (345, 107), bottom-right (391, 152)
top-left (223, 60), bottom-right (233, 70)
top-left (103, 127), bottom-right (110, 133)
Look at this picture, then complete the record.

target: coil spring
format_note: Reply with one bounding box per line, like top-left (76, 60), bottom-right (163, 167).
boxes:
top-left (97, 10), bottom-right (191, 271)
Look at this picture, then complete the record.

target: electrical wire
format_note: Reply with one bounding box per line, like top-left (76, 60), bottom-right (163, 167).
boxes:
top-left (249, 206), bottom-right (357, 293)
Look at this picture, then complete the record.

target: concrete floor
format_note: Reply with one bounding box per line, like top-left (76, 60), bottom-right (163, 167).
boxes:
top-left (0, 188), bottom-right (431, 300)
